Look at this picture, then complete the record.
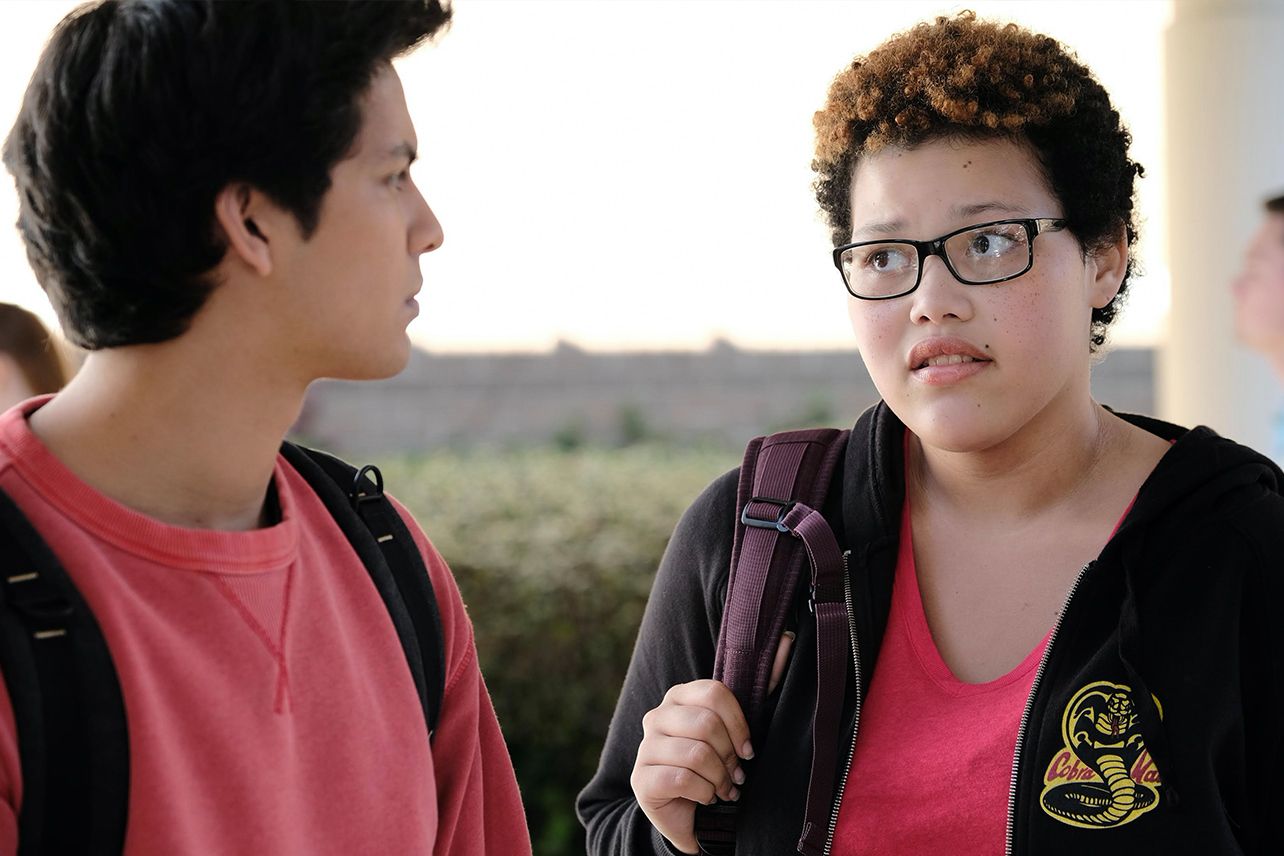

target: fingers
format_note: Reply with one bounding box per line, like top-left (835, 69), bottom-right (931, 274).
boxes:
top-left (630, 755), bottom-right (723, 808)
top-left (627, 762), bottom-right (704, 854)
top-left (658, 680), bottom-right (754, 761)
top-left (768, 630), bottom-right (796, 695)
top-left (631, 679), bottom-right (755, 854)
top-left (639, 698), bottom-right (745, 802)
top-left (633, 639), bottom-right (796, 854)
top-left (636, 735), bottom-right (743, 802)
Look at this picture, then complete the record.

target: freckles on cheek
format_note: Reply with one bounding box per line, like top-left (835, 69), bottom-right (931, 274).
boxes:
top-left (989, 290), bottom-right (1052, 348)
top-left (850, 313), bottom-right (887, 347)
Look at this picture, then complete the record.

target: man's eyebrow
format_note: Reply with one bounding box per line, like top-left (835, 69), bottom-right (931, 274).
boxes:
top-left (386, 142), bottom-right (417, 164)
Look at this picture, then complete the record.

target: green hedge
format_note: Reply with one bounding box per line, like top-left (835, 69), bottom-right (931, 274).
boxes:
top-left (376, 444), bottom-right (737, 856)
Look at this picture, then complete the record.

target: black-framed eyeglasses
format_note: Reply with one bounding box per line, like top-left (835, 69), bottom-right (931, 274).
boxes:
top-left (832, 217), bottom-right (1067, 300)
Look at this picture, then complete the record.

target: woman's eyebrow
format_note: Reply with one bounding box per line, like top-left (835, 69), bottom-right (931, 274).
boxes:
top-left (851, 203), bottom-right (1036, 240)
top-left (953, 201), bottom-right (1032, 218)
top-left (851, 219), bottom-right (906, 238)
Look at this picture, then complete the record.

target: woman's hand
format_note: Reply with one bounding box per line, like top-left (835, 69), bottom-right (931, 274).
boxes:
top-left (629, 632), bottom-right (794, 854)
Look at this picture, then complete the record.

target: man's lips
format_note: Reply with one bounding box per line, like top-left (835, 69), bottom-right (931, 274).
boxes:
top-left (403, 284), bottom-right (422, 320)
top-left (404, 280), bottom-right (423, 306)
top-left (907, 337), bottom-right (993, 371)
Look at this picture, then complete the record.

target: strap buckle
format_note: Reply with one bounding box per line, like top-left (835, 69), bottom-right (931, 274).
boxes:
top-left (740, 496), bottom-right (796, 533)
top-left (5, 571), bottom-right (74, 639)
top-left (350, 464), bottom-right (385, 509)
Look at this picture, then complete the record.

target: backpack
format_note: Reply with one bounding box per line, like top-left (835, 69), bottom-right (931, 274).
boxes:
top-left (0, 442), bottom-right (445, 855)
top-left (694, 428), bottom-right (851, 856)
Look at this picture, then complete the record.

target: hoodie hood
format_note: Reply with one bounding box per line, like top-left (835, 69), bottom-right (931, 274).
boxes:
top-left (1113, 411), bottom-right (1283, 536)
top-left (847, 404), bottom-right (1284, 822)
top-left (1096, 413), bottom-right (1284, 813)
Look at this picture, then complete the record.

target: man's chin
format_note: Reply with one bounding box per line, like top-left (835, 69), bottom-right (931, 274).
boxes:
top-left (319, 341), bottom-right (414, 383)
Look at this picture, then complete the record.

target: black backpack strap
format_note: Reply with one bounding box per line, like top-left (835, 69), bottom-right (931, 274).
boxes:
top-left (0, 489), bottom-right (129, 856)
top-left (695, 428), bottom-right (849, 856)
top-left (280, 442), bottom-right (445, 739)
top-left (0, 446), bottom-right (446, 855)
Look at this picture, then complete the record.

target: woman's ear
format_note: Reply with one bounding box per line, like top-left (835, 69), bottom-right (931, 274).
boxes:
top-left (213, 184), bottom-right (275, 277)
top-left (1088, 228), bottom-right (1129, 310)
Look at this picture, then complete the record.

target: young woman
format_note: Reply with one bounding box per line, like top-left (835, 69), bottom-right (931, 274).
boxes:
top-left (579, 13), bottom-right (1284, 855)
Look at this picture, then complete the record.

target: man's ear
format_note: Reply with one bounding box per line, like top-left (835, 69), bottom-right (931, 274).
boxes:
top-left (213, 184), bottom-right (276, 277)
top-left (1088, 228), bottom-right (1129, 310)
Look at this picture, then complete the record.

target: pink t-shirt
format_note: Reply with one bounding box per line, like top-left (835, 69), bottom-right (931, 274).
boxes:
top-left (830, 497), bottom-right (1049, 855)
top-left (832, 480), bottom-right (1136, 854)
top-left (0, 399), bottom-right (530, 855)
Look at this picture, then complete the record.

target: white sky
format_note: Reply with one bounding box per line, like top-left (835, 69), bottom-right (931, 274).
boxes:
top-left (0, 0), bottom-right (1172, 353)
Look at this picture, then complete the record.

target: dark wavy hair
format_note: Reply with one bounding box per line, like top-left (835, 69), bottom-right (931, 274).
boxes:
top-left (3, 0), bottom-right (450, 350)
top-left (812, 12), bottom-right (1142, 350)
top-left (1267, 195), bottom-right (1284, 215)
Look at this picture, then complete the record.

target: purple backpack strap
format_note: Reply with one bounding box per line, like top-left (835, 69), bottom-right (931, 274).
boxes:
top-left (694, 428), bottom-right (850, 856)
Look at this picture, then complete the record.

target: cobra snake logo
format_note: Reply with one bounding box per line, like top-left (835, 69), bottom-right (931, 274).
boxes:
top-left (1040, 682), bottom-right (1162, 829)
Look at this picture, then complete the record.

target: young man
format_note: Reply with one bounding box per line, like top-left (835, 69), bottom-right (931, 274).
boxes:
top-left (0, 1), bottom-right (530, 853)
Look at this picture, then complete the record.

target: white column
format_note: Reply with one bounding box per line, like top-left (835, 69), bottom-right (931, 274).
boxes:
top-left (1162, 0), bottom-right (1284, 453)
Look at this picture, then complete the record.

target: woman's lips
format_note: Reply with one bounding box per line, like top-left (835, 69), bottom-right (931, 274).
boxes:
top-left (911, 357), bottom-right (990, 385)
top-left (907, 337), bottom-right (993, 385)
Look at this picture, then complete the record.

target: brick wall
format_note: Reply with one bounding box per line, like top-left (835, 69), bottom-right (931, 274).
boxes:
top-left (297, 341), bottom-right (1155, 456)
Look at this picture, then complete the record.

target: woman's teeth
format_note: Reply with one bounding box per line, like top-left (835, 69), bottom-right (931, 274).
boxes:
top-left (923, 354), bottom-right (976, 367)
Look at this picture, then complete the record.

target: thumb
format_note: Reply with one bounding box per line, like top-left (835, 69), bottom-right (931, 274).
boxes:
top-left (768, 630), bottom-right (796, 695)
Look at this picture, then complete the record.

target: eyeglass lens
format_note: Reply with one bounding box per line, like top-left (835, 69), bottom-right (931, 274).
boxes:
top-left (839, 221), bottom-right (1033, 298)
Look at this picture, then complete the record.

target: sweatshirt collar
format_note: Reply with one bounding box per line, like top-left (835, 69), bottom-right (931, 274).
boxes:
top-left (0, 396), bottom-right (298, 574)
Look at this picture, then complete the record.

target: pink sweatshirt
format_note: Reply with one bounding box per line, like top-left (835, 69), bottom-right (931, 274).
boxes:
top-left (0, 399), bottom-right (531, 855)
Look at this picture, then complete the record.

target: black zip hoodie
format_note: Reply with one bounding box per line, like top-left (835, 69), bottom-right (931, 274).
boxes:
top-left (578, 403), bottom-right (1284, 855)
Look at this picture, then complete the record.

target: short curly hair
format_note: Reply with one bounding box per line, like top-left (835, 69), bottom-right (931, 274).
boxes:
top-left (813, 12), bottom-right (1142, 350)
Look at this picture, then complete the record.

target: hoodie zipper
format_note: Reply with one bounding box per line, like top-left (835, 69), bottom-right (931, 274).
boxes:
top-left (821, 550), bottom-right (862, 856)
top-left (1004, 560), bottom-right (1094, 856)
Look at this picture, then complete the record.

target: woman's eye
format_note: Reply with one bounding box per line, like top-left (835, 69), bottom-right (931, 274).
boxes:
top-left (968, 230), bottom-right (1019, 257)
top-left (389, 170), bottom-right (410, 189)
top-left (864, 247), bottom-right (910, 272)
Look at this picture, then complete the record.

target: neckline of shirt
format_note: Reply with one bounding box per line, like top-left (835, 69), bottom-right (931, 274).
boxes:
top-left (0, 397), bottom-right (299, 574)
top-left (895, 494), bottom-right (1051, 697)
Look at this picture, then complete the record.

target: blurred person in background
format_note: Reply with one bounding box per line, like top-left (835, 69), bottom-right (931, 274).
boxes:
top-left (1233, 194), bottom-right (1284, 378)
top-left (581, 12), bottom-right (1284, 855)
top-left (1232, 193), bottom-right (1284, 459)
top-left (0, 302), bottom-right (70, 410)
top-left (0, 1), bottom-right (529, 854)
